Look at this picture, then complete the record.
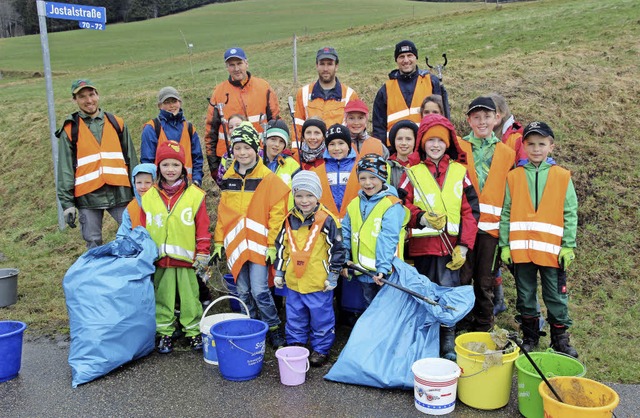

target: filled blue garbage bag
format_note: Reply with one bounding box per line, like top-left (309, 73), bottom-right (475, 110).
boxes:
top-left (324, 258), bottom-right (475, 389)
top-left (64, 226), bottom-right (157, 388)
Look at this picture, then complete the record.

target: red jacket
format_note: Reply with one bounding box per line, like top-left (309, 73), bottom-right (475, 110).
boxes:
top-left (400, 155), bottom-right (479, 257)
top-left (140, 182), bottom-right (211, 268)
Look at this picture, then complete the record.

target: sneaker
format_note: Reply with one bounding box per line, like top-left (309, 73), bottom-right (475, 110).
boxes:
top-left (268, 326), bottom-right (286, 350)
top-left (190, 335), bottom-right (203, 351)
top-left (157, 335), bottom-right (173, 354)
top-left (309, 351), bottom-right (328, 367)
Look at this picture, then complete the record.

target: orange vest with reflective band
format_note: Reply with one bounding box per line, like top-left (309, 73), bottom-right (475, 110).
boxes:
top-left (458, 140), bottom-right (515, 237)
top-left (508, 166), bottom-right (570, 268)
top-left (64, 116), bottom-right (130, 197)
top-left (218, 171), bottom-right (290, 279)
top-left (312, 163), bottom-right (360, 220)
top-left (285, 209), bottom-right (329, 278)
top-left (126, 199), bottom-right (142, 229)
top-left (385, 75), bottom-right (433, 141)
top-left (146, 119), bottom-right (193, 179)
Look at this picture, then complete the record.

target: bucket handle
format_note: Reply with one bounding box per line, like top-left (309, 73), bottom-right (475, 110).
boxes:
top-left (201, 295), bottom-right (250, 322)
top-left (283, 357), bottom-right (310, 374)
top-left (228, 339), bottom-right (265, 357)
top-left (542, 348), bottom-right (587, 378)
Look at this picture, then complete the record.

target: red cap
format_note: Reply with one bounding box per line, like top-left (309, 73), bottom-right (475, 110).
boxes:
top-left (155, 140), bottom-right (186, 165)
top-left (344, 99), bottom-right (369, 116)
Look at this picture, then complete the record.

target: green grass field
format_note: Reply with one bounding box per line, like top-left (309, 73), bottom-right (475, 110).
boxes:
top-left (1, 0), bottom-right (639, 383)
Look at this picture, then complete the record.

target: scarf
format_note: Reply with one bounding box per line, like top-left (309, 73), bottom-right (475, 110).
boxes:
top-left (300, 141), bottom-right (326, 163)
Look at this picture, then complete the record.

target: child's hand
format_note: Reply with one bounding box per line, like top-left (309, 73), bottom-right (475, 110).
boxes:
top-left (274, 276), bottom-right (285, 289)
top-left (211, 243), bottom-right (224, 264)
top-left (500, 247), bottom-right (512, 265)
top-left (558, 247), bottom-right (575, 270)
top-left (324, 272), bottom-right (339, 292)
top-left (373, 273), bottom-right (385, 286)
top-left (446, 246), bottom-right (468, 271)
top-left (340, 268), bottom-right (350, 280)
top-left (265, 247), bottom-right (277, 265)
top-left (420, 212), bottom-right (447, 231)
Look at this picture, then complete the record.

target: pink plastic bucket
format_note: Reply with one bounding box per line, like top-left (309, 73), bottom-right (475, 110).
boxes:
top-left (275, 346), bottom-right (310, 386)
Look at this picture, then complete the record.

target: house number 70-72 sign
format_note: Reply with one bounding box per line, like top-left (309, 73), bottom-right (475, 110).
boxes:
top-left (44, 1), bottom-right (107, 30)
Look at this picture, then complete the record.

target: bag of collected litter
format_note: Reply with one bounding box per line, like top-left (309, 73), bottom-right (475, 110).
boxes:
top-left (64, 226), bottom-right (157, 388)
top-left (324, 258), bottom-right (474, 389)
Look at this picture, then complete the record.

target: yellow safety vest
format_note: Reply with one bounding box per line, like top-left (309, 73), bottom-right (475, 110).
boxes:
top-left (408, 162), bottom-right (466, 237)
top-left (142, 185), bottom-right (205, 263)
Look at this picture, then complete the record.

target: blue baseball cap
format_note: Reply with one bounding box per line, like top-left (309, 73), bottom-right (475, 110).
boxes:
top-left (224, 47), bottom-right (247, 62)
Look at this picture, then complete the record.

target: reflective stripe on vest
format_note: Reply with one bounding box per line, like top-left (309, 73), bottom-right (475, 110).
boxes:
top-left (285, 210), bottom-right (329, 278)
top-left (408, 162), bottom-right (466, 237)
top-left (385, 75), bottom-right (433, 137)
top-left (508, 166), bottom-right (570, 268)
top-left (458, 140), bottom-right (515, 237)
top-left (142, 185), bottom-right (205, 263)
top-left (147, 119), bottom-right (193, 178)
top-left (65, 116), bottom-right (130, 197)
top-left (347, 195), bottom-right (406, 271)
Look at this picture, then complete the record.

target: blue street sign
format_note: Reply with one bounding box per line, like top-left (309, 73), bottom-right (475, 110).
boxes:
top-left (45, 2), bottom-right (106, 24)
top-left (78, 21), bottom-right (105, 31)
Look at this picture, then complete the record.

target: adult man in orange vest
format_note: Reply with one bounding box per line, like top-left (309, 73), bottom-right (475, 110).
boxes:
top-left (204, 47), bottom-right (280, 181)
top-left (56, 79), bottom-right (138, 248)
top-left (372, 40), bottom-right (448, 143)
top-left (293, 47), bottom-right (359, 143)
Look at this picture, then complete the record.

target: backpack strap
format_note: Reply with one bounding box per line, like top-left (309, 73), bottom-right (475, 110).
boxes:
top-left (152, 117), bottom-right (162, 139)
top-left (104, 111), bottom-right (129, 167)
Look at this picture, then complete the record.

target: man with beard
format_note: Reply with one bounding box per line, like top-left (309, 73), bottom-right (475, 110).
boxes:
top-left (293, 47), bottom-right (359, 145)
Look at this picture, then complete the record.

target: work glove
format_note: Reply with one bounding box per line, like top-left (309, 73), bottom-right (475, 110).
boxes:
top-left (324, 272), bottom-right (339, 292)
top-left (274, 274), bottom-right (285, 289)
top-left (420, 211), bottom-right (447, 231)
top-left (265, 246), bottom-right (277, 265)
top-left (211, 243), bottom-right (224, 264)
top-left (558, 247), bottom-right (575, 270)
top-left (63, 206), bottom-right (77, 228)
top-left (193, 254), bottom-right (209, 276)
top-left (500, 247), bottom-right (513, 265)
top-left (446, 245), bottom-right (468, 271)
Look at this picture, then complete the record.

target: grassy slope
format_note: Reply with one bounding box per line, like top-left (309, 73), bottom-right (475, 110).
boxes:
top-left (1, 0), bottom-right (639, 383)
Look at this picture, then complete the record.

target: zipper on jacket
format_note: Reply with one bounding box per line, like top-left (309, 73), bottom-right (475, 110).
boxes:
top-left (534, 166), bottom-right (539, 211)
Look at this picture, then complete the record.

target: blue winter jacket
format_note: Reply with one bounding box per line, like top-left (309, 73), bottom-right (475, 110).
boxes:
top-left (342, 184), bottom-right (406, 282)
top-left (140, 109), bottom-right (204, 185)
top-left (323, 147), bottom-right (357, 214)
top-left (116, 163), bottom-right (157, 239)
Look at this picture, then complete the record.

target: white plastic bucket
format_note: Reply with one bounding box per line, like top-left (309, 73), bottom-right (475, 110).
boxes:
top-left (411, 357), bottom-right (461, 415)
top-left (200, 295), bottom-right (249, 365)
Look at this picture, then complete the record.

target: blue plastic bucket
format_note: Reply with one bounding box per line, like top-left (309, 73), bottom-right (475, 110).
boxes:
top-left (274, 283), bottom-right (288, 297)
top-left (211, 318), bottom-right (268, 381)
top-left (200, 296), bottom-right (249, 365)
top-left (0, 321), bottom-right (27, 383)
top-left (341, 278), bottom-right (367, 313)
top-left (223, 274), bottom-right (242, 312)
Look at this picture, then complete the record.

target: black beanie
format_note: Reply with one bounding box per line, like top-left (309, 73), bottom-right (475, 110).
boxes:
top-left (389, 120), bottom-right (419, 153)
top-left (302, 118), bottom-right (327, 137)
top-left (325, 123), bottom-right (351, 149)
top-left (394, 40), bottom-right (418, 60)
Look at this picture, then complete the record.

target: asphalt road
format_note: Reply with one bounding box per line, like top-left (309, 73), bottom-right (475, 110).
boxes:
top-left (0, 338), bottom-right (636, 417)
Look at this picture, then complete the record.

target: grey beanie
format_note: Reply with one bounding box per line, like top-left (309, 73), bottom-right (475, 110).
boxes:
top-left (291, 170), bottom-right (322, 200)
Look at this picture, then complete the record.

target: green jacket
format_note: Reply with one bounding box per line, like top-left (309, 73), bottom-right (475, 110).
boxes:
top-left (499, 160), bottom-right (578, 249)
top-left (56, 109), bottom-right (138, 210)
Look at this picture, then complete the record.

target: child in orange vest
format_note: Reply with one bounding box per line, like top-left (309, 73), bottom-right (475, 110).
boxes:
top-left (116, 163), bottom-right (156, 239)
top-left (499, 122), bottom-right (578, 357)
top-left (344, 99), bottom-right (388, 159)
top-left (274, 171), bottom-right (346, 367)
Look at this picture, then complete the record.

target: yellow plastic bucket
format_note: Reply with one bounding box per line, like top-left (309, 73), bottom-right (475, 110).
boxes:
top-left (455, 332), bottom-right (520, 410)
top-left (538, 377), bottom-right (620, 418)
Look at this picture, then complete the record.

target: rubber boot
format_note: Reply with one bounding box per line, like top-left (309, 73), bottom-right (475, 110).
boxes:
top-left (492, 284), bottom-right (507, 315)
top-left (520, 316), bottom-right (540, 353)
top-left (550, 326), bottom-right (579, 358)
top-left (439, 326), bottom-right (457, 361)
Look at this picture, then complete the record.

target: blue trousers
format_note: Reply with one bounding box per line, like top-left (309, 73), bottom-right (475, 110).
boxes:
top-left (235, 262), bottom-right (280, 328)
top-left (285, 289), bottom-right (335, 354)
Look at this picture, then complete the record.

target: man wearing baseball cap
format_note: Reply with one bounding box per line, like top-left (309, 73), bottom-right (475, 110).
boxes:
top-left (292, 47), bottom-right (360, 144)
top-left (204, 47), bottom-right (280, 181)
top-left (56, 79), bottom-right (138, 248)
top-left (372, 40), bottom-right (448, 143)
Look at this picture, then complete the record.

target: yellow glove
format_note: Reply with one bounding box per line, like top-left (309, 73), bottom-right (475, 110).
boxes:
top-left (500, 247), bottom-right (512, 265)
top-left (558, 247), bottom-right (575, 270)
top-left (446, 245), bottom-right (468, 271)
top-left (420, 212), bottom-right (447, 231)
top-left (266, 246), bottom-right (277, 265)
top-left (211, 243), bottom-right (224, 264)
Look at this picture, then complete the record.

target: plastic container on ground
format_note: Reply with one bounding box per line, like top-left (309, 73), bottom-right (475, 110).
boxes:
top-left (210, 318), bottom-right (268, 381)
top-left (411, 357), bottom-right (461, 415)
top-left (0, 321), bottom-right (27, 383)
top-left (538, 376), bottom-right (619, 418)
top-left (275, 346), bottom-right (310, 386)
top-left (200, 295), bottom-right (249, 365)
top-left (0, 268), bottom-right (19, 307)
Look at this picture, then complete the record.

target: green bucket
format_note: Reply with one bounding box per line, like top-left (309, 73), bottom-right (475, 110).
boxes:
top-left (516, 350), bottom-right (586, 418)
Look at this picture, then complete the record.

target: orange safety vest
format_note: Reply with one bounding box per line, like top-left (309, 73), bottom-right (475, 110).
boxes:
top-left (508, 166), bottom-right (570, 267)
top-left (458, 140), bottom-right (515, 237)
top-left (145, 119), bottom-right (194, 179)
top-left (313, 163), bottom-right (360, 220)
top-left (64, 115), bottom-right (131, 197)
top-left (218, 172), bottom-right (290, 279)
top-left (126, 199), bottom-right (142, 229)
top-left (285, 209), bottom-right (329, 278)
top-left (385, 75), bottom-right (433, 140)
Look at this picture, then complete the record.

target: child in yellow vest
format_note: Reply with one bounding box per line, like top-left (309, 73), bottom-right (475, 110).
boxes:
top-left (140, 141), bottom-right (211, 354)
top-left (274, 171), bottom-right (346, 367)
top-left (499, 122), bottom-right (578, 357)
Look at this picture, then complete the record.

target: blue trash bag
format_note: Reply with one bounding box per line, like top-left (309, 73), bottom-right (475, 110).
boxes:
top-left (324, 258), bottom-right (475, 389)
top-left (64, 226), bottom-right (158, 388)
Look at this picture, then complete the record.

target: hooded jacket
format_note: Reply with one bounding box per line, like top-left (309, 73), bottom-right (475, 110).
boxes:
top-left (116, 163), bottom-right (157, 239)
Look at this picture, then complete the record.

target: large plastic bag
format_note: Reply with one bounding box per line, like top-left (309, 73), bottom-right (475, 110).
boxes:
top-left (324, 258), bottom-right (475, 389)
top-left (64, 226), bottom-right (157, 388)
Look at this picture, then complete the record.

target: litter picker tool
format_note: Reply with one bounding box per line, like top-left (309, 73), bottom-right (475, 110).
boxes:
top-left (401, 167), bottom-right (455, 255)
top-left (347, 262), bottom-right (456, 311)
top-left (425, 53), bottom-right (451, 120)
top-left (259, 113), bottom-right (268, 145)
top-left (287, 96), bottom-right (303, 167)
top-left (208, 93), bottom-right (231, 156)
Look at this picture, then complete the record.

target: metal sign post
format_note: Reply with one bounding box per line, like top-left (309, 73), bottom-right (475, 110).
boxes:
top-left (35, 0), bottom-right (107, 230)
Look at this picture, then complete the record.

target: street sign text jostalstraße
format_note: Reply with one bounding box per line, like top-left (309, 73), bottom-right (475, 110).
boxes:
top-left (45, 2), bottom-right (106, 24)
